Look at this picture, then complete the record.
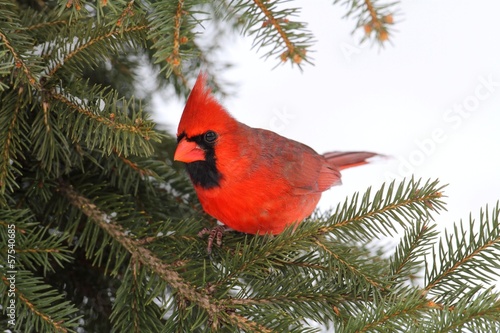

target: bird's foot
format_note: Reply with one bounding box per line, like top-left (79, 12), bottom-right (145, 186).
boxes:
top-left (198, 225), bottom-right (227, 254)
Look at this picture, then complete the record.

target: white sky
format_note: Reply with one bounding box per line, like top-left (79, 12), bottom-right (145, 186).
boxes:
top-left (154, 1), bottom-right (500, 234)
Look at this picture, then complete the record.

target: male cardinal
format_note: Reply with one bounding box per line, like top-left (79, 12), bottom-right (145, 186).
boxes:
top-left (174, 73), bottom-right (378, 239)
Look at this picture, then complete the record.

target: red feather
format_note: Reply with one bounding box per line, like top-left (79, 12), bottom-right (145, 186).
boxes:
top-left (175, 73), bottom-right (379, 235)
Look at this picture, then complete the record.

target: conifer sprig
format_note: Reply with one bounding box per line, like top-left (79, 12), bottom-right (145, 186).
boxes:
top-left (148, 0), bottom-right (200, 77)
top-left (0, 210), bottom-right (80, 332)
top-left (0, 89), bottom-right (30, 195)
top-left (49, 87), bottom-right (162, 156)
top-left (422, 287), bottom-right (500, 332)
top-left (44, 23), bottom-right (149, 79)
top-left (335, 0), bottom-right (398, 43)
top-left (1, 270), bottom-right (81, 332)
top-left (230, 0), bottom-right (314, 66)
top-left (109, 259), bottom-right (165, 332)
top-left (324, 178), bottom-right (446, 241)
top-left (390, 219), bottom-right (439, 287)
top-left (58, 180), bottom-right (273, 332)
top-left (425, 202), bottom-right (500, 302)
top-left (0, 9), bottom-right (42, 91)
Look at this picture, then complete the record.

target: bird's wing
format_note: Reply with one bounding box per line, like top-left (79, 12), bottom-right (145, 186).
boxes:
top-left (253, 128), bottom-right (342, 195)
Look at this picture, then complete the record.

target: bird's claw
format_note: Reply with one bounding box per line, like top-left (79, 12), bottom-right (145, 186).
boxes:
top-left (198, 225), bottom-right (226, 254)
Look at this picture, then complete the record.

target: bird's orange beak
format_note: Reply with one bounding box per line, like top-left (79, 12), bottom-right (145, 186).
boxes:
top-left (174, 138), bottom-right (206, 163)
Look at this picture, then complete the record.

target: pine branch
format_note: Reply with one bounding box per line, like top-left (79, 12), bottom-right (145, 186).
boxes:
top-left (44, 23), bottom-right (149, 79)
top-left (29, 99), bottom-right (73, 178)
top-left (14, 230), bottom-right (72, 275)
top-left (21, 17), bottom-right (68, 34)
top-left (0, 270), bottom-right (80, 332)
top-left (0, 4), bottom-right (18, 91)
top-left (315, 237), bottom-right (383, 292)
top-left (390, 219), bottom-right (439, 287)
top-left (340, 288), bottom-right (427, 333)
top-left (231, 0), bottom-right (314, 66)
top-left (58, 180), bottom-right (273, 332)
top-left (49, 86), bottom-right (162, 157)
top-left (0, 8), bottom-right (42, 91)
top-left (115, 153), bottom-right (159, 178)
top-left (148, 0), bottom-right (200, 77)
top-left (424, 202), bottom-right (500, 302)
top-left (171, 0), bottom-right (186, 72)
top-left (0, 89), bottom-right (30, 195)
top-left (422, 287), bottom-right (500, 332)
top-left (116, 0), bottom-right (137, 28)
top-left (109, 259), bottom-right (164, 332)
top-left (14, 5), bottom-right (71, 45)
top-left (322, 178), bottom-right (446, 242)
top-left (334, 0), bottom-right (398, 43)
top-left (108, 150), bottom-right (166, 194)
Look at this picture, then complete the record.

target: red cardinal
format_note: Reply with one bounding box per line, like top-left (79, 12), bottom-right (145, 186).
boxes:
top-left (174, 73), bottom-right (378, 236)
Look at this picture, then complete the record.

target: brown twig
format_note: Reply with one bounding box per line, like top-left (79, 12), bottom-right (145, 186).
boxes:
top-left (50, 91), bottom-right (150, 138)
top-left (0, 87), bottom-right (23, 191)
top-left (58, 181), bottom-right (271, 331)
top-left (116, 0), bottom-right (136, 27)
top-left (0, 31), bottom-right (40, 90)
top-left (46, 25), bottom-right (147, 78)
top-left (252, 0), bottom-right (303, 64)
top-left (1, 276), bottom-right (69, 333)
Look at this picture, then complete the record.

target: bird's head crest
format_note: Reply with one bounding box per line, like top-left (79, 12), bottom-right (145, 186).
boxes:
top-left (177, 72), bottom-right (238, 139)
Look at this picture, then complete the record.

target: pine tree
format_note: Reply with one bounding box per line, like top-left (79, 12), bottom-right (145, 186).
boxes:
top-left (1, 0), bottom-right (499, 332)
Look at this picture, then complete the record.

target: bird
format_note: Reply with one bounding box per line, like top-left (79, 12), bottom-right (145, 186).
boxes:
top-left (174, 73), bottom-right (378, 246)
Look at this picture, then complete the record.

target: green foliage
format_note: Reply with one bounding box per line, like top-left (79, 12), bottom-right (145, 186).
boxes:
top-left (425, 203), bottom-right (500, 303)
top-left (334, 0), bottom-right (398, 43)
top-left (229, 0), bottom-right (314, 66)
top-left (0, 210), bottom-right (80, 332)
top-left (1, 0), bottom-right (499, 332)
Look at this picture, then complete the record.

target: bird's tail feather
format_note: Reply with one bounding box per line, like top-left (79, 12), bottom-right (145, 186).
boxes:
top-left (323, 151), bottom-right (380, 170)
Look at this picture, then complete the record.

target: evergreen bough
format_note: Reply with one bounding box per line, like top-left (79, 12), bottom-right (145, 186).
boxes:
top-left (1, 0), bottom-right (499, 332)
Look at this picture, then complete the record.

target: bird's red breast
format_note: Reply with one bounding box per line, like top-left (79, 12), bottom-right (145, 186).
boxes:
top-left (174, 73), bottom-right (378, 235)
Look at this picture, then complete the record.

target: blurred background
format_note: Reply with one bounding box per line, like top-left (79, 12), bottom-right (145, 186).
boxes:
top-left (153, 0), bottom-right (500, 233)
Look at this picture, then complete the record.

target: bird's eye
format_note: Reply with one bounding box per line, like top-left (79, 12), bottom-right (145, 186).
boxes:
top-left (204, 131), bottom-right (218, 143)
